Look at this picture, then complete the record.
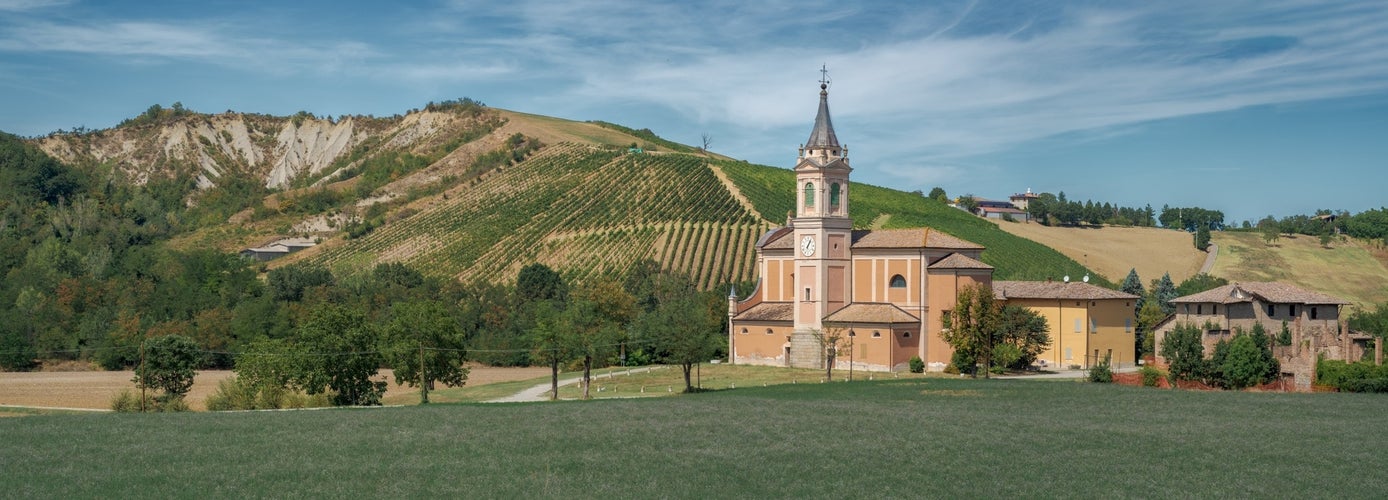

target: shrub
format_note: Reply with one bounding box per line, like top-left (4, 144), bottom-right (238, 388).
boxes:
top-left (943, 363), bottom-right (960, 375)
top-left (991, 343), bottom-right (1022, 370)
top-left (908, 356), bottom-right (925, 374)
top-left (1341, 378), bottom-right (1388, 393)
top-left (206, 376), bottom-right (333, 411)
top-left (1088, 358), bottom-right (1113, 383)
top-left (111, 389), bottom-right (190, 412)
top-left (950, 350), bottom-right (976, 376)
top-left (1140, 365), bottom-right (1163, 387)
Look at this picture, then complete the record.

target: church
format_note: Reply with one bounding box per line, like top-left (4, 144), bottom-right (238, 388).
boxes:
top-left (727, 80), bottom-right (1137, 372)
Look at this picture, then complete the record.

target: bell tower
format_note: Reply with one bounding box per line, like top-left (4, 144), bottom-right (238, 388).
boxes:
top-left (789, 67), bottom-right (854, 368)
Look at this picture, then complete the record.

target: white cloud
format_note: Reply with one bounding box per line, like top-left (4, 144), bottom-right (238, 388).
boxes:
top-left (0, 0), bottom-right (70, 11)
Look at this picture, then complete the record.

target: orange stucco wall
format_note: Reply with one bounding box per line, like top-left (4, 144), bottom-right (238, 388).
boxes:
top-left (733, 323), bottom-right (794, 366)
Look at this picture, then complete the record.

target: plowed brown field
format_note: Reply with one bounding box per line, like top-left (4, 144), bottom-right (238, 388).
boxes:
top-left (0, 364), bottom-right (549, 412)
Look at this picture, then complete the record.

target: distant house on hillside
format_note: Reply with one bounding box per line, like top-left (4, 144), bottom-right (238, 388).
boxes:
top-left (1151, 281), bottom-right (1375, 390)
top-left (240, 237), bottom-right (317, 262)
top-left (975, 198), bottom-right (1026, 220)
top-left (1010, 189), bottom-right (1040, 211)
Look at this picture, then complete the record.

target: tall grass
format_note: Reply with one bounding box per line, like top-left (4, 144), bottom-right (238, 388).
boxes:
top-left (2, 380), bottom-right (1383, 497)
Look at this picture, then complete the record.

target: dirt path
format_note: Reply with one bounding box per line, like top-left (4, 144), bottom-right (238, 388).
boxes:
top-left (487, 367), bottom-right (654, 403)
top-left (1200, 243), bottom-right (1218, 274)
top-left (707, 163), bottom-right (769, 223)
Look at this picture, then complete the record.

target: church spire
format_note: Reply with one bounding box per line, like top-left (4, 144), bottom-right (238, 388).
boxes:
top-left (805, 65), bottom-right (840, 149)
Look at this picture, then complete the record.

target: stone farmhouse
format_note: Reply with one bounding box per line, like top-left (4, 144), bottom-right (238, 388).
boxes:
top-left (1151, 281), bottom-right (1378, 389)
top-left (726, 81), bottom-right (1136, 372)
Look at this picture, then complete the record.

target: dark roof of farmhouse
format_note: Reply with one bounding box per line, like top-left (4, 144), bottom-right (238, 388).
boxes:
top-left (823, 303), bottom-right (919, 324)
top-left (993, 281), bottom-right (1138, 301)
top-left (1171, 282), bottom-right (1349, 305)
top-left (733, 302), bottom-right (794, 322)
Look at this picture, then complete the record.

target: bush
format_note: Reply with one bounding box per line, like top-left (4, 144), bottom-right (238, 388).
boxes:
top-left (206, 376), bottom-right (332, 411)
top-left (908, 356), bottom-right (925, 373)
top-left (1140, 365), bottom-right (1163, 387)
top-left (1088, 358), bottom-right (1113, 383)
top-left (1341, 378), bottom-right (1388, 393)
top-left (110, 389), bottom-right (190, 412)
top-left (950, 350), bottom-right (976, 376)
top-left (943, 363), bottom-right (960, 375)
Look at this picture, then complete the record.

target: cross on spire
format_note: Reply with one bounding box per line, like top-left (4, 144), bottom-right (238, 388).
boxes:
top-left (818, 64), bottom-right (831, 90)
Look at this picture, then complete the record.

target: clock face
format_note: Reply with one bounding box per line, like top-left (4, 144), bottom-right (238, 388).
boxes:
top-left (800, 235), bottom-right (816, 256)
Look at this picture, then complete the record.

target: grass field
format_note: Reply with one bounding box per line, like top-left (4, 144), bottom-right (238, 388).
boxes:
top-left (1212, 232), bottom-right (1388, 307)
top-left (991, 220), bottom-right (1206, 284)
top-left (2, 379), bottom-right (1384, 497)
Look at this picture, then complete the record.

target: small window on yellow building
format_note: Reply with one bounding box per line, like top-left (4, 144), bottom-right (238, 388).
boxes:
top-left (740, 328), bottom-right (748, 335)
top-left (1074, 319), bottom-right (1081, 333)
top-left (765, 328), bottom-right (773, 335)
top-left (1124, 319), bottom-right (1132, 333)
top-left (889, 275), bottom-right (906, 288)
top-left (872, 331), bottom-right (881, 338)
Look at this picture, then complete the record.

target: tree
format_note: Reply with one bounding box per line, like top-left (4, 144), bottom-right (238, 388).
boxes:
top-left (382, 299), bottom-right (470, 404)
top-left (526, 301), bottom-right (569, 400)
top-left (571, 281), bottom-right (637, 393)
top-left (941, 284), bottom-right (1002, 378)
top-left (1159, 323), bottom-right (1204, 387)
top-left (1120, 269), bottom-right (1145, 315)
top-left (1175, 273), bottom-right (1228, 297)
top-left (1151, 273), bottom-right (1178, 315)
top-left (957, 195), bottom-right (980, 215)
top-left (517, 263), bottom-right (567, 304)
top-left (267, 263), bottom-right (334, 302)
top-left (995, 304), bottom-right (1051, 369)
top-left (1194, 226), bottom-right (1211, 251)
top-left (133, 334), bottom-right (200, 409)
top-left (561, 298), bottom-right (623, 399)
top-left (1136, 300), bottom-right (1167, 357)
top-left (295, 304), bottom-right (386, 406)
top-left (635, 296), bottom-right (719, 392)
top-left (928, 187), bottom-right (948, 203)
top-left (812, 325), bottom-right (849, 381)
top-left (700, 133), bottom-right (712, 153)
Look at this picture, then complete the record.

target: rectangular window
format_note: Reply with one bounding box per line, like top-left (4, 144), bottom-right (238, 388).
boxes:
top-left (1267, 303), bottom-right (1275, 316)
top-left (1289, 304), bottom-right (1297, 316)
top-left (1311, 307), bottom-right (1319, 320)
top-left (1197, 304), bottom-right (1203, 315)
top-left (1183, 304), bottom-right (1189, 314)
top-left (1074, 318), bottom-right (1082, 333)
top-left (804, 287), bottom-right (811, 301)
top-left (1213, 304), bottom-right (1218, 315)
top-left (1124, 319), bottom-right (1132, 333)
top-left (1090, 318), bottom-right (1097, 333)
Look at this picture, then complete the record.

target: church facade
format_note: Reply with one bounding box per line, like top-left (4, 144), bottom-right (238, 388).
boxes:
top-left (727, 81), bottom-right (1137, 372)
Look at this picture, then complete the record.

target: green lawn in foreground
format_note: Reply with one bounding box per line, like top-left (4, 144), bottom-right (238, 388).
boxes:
top-left (1, 380), bottom-right (1384, 497)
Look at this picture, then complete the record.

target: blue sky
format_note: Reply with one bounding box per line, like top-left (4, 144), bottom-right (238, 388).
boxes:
top-left (2, 0), bottom-right (1385, 223)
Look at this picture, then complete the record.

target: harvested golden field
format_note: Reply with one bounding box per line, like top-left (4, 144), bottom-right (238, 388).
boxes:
top-left (0, 365), bottom-right (550, 412)
top-left (1211, 232), bottom-right (1388, 308)
top-left (991, 220), bottom-right (1206, 284)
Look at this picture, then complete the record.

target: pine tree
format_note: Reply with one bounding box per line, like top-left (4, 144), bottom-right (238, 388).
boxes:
top-left (1153, 273), bottom-right (1178, 315)
top-left (1121, 268), bottom-right (1145, 315)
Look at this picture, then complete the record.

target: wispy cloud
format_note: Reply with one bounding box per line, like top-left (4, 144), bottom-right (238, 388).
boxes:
top-left (0, 0), bottom-right (70, 12)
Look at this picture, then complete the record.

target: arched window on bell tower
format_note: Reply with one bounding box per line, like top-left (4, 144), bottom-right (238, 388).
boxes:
top-left (829, 183), bottom-right (841, 212)
top-left (803, 182), bottom-right (815, 209)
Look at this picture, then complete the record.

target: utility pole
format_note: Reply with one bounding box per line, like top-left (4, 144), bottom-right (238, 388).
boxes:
top-left (419, 343), bottom-right (429, 404)
top-left (139, 339), bottom-right (146, 413)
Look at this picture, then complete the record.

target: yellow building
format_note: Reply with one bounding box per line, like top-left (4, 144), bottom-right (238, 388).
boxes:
top-left (993, 281), bottom-right (1139, 368)
top-left (727, 79), bottom-right (1136, 372)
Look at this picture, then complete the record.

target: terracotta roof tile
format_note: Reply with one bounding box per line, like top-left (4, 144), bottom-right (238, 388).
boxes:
top-left (993, 281), bottom-right (1138, 301)
top-left (733, 302), bottom-right (793, 322)
top-left (850, 228), bottom-right (983, 250)
top-left (1171, 282), bottom-right (1349, 305)
top-left (759, 227), bottom-right (794, 249)
top-left (823, 303), bottom-right (920, 324)
top-left (928, 253), bottom-right (993, 270)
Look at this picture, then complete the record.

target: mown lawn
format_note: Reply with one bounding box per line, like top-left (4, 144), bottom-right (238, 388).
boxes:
top-left (1, 379), bottom-right (1384, 497)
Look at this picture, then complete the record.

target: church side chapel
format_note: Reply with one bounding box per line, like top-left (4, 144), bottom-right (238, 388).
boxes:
top-left (728, 75), bottom-right (1136, 372)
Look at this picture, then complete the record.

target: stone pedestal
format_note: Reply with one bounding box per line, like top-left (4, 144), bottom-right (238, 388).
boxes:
top-left (789, 329), bottom-right (824, 369)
